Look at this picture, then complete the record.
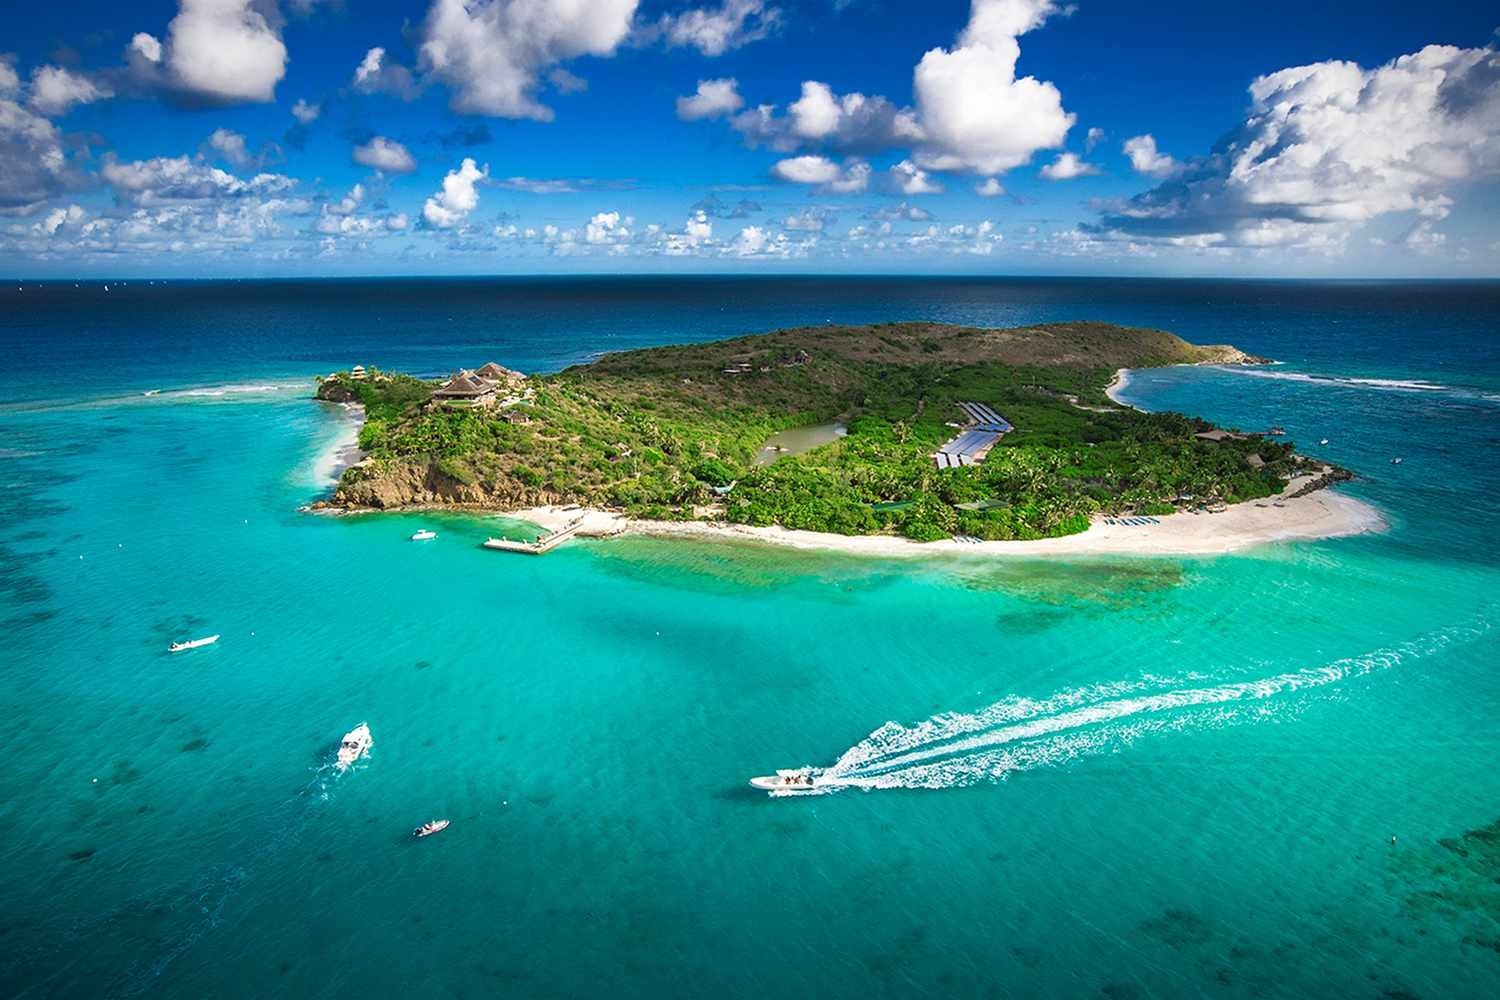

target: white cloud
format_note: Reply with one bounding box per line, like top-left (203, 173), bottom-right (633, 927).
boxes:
top-left (912, 0), bottom-right (1074, 174)
top-left (0, 60), bottom-right (19, 99)
top-left (0, 98), bottom-right (69, 210)
top-left (494, 176), bottom-right (578, 193)
top-left (866, 200), bottom-right (932, 221)
top-left (1084, 126), bottom-right (1104, 153)
top-left (102, 154), bottom-right (298, 204)
top-left (975, 177), bottom-right (1005, 197)
top-left (417, 0), bottom-right (638, 120)
top-left (352, 136), bottom-right (417, 174)
top-left (584, 210), bottom-right (632, 243)
top-left (28, 66), bottom-right (112, 117)
top-left (206, 127), bottom-right (253, 169)
top-left (730, 81), bottom-right (921, 155)
top-left (890, 159), bottom-right (944, 194)
top-left (771, 155), bottom-right (870, 193)
top-left (1098, 43), bottom-right (1500, 248)
top-left (422, 157), bottom-right (487, 228)
top-left (782, 207), bottom-right (833, 231)
top-left (351, 46), bottom-right (418, 99)
top-left (162, 0), bottom-right (288, 103)
top-left (1121, 134), bottom-right (1178, 178)
top-left (727, 224), bottom-right (768, 255)
top-left (291, 98), bottom-right (321, 124)
top-left (652, 0), bottom-right (780, 57)
top-left (677, 78), bottom-right (743, 121)
top-left (387, 212), bottom-right (409, 231)
top-left (1039, 151), bottom-right (1099, 180)
top-left (130, 32), bottom-right (163, 64)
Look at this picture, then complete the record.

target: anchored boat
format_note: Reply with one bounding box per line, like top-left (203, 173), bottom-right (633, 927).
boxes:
top-left (413, 819), bottom-right (450, 838)
top-left (169, 634), bottom-right (220, 652)
top-left (410, 529), bottom-right (437, 541)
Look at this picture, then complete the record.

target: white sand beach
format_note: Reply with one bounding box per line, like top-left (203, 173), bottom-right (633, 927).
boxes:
top-left (506, 474), bottom-right (1383, 560)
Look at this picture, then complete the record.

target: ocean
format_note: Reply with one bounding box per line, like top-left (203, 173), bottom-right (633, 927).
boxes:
top-left (2, 277), bottom-right (1498, 998)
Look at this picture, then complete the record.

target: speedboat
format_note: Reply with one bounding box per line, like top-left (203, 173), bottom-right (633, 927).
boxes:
top-left (169, 634), bottom-right (220, 652)
top-left (410, 529), bottom-right (437, 541)
top-left (749, 768), bottom-right (825, 794)
top-left (337, 723), bottom-right (372, 770)
top-left (413, 819), bottom-right (450, 838)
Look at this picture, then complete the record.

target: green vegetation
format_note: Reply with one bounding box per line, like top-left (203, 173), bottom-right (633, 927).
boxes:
top-left (322, 321), bottom-right (1317, 540)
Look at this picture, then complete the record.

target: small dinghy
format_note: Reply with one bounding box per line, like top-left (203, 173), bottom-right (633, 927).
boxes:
top-left (337, 723), bottom-right (373, 770)
top-left (169, 634), bottom-right (220, 652)
top-left (413, 819), bottom-right (450, 838)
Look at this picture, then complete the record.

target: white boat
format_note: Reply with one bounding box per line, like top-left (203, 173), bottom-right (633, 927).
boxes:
top-left (1319, 438), bottom-right (1329, 445)
top-left (413, 819), bottom-right (450, 838)
top-left (1391, 457), bottom-right (1404, 465)
top-left (749, 768), bottom-right (826, 794)
top-left (410, 529), bottom-right (437, 541)
top-left (169, 634), bottom-right (220, 652)
top-left (337, 723), bottom-right (372, 770)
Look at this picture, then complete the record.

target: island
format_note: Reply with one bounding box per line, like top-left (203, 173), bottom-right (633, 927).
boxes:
top-left (312, 321), bottom-right (1376, 554)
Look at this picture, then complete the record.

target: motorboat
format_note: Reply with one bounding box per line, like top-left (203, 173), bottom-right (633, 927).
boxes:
top-left (337, 723), bottom-right (373, 770)
top-left (1391, 457), bottom-right (1404, 465)
top-left (169, 634), bottom-right (220, 652)
top-left (749, 768), bottom-right (826, 794)
top-left (410, 529), bottom-right (437, 541)
top-left (1319, 438), bottom-right (1329, 445)
top-left (413, 819), bottom-right (450, 838)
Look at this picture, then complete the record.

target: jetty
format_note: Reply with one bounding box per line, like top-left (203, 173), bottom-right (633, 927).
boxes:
top-left (482, 517), bottom-right (585, 555)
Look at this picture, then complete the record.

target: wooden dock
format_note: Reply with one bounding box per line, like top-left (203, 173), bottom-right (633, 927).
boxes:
top-left (482, 518), bottom-right (585, 555)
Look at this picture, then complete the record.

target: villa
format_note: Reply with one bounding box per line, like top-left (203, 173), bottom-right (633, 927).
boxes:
top-left (432, 362), bottom-right (529, 406)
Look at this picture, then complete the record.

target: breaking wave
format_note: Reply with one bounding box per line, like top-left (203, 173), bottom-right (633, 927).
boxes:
top-left (1213, 366), bottom-right (1500, 403)
top-left (798, 618), bottom-right (1489, 795)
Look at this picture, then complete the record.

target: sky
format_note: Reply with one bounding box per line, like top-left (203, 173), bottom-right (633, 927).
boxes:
top-left (1, 0), bottom-right (1497, 278)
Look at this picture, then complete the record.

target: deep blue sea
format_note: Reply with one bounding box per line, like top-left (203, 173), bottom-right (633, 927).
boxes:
top-left (2, 277), bottom-right (1499, 998)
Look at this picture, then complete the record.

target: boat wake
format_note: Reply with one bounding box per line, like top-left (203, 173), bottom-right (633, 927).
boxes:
top-left (799, 619), bottom-right (1488, 795)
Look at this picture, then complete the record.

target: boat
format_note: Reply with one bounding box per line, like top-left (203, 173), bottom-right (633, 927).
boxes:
top-left (1268, 426), bottom-right (1286, 436)
top-left (1391, 457), bottom-right (1404, 465)
top-left (410, 529), bottom-right (437, 541)
top-left (749, 768), bottom-right (826, 794)
top-left (169, 634), bottom-right (220, 652)
top-left (336, 723), bottom-right (372, 770)
top-left (413, 819), bottom-right (450, 838)
top-left (1319, 438), bottom-right (1329, 445)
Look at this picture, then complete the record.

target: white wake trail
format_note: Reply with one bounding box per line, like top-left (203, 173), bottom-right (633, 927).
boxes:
top-left (813, 619), bottom-right (1489, 793)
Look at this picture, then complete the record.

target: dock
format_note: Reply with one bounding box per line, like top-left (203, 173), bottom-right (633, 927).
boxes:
top-left (482, 517), bottom-right (585, 555)
top-left (934, 401), bottom-right (1012, 469)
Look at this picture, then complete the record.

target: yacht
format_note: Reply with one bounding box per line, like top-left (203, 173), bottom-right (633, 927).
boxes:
top-left (749, 768), bottom-right (825, 794)
top-left (337, 723), bottom-right (373, 770)
top-left (410, 529), bottom-right (437, 541)
top-left (169, 634), bottom-right (220, 652)
top-left (413, 819), bottom-right (450, 838)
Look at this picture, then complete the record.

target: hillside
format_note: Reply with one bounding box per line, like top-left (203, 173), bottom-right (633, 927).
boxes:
top-left (316, 321), bottom-right (1310, 541)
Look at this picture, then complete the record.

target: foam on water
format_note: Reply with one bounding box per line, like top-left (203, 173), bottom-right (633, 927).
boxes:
top-left (806, 617), bottom-right (1490, 794)
top-left (1212, 365), bottom-right (1500, 403)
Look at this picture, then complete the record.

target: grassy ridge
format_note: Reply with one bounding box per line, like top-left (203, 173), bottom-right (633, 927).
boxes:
top-left (322, 321), bottom-right (1307, 540)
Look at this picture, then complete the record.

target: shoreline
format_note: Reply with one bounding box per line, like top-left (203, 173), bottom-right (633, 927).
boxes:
top-left (504, 479), bottom-right (1383, 559)
top-left (321, 473), bottom-right (1384, 559)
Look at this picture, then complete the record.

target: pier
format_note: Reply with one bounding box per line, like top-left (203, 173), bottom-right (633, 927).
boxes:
top-left (482, 518), bottom-right (585, 555)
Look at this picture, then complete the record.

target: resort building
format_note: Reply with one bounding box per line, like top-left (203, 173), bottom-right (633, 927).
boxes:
top-left (432, 361), bottom-right (529, 407)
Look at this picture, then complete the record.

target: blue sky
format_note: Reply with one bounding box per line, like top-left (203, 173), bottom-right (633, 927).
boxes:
top-left (1, 0), bottom-right (1497, 277)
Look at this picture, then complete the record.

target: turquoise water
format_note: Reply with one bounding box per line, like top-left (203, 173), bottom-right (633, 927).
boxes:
top-left (3, 279), bottom-right (1500, 997)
